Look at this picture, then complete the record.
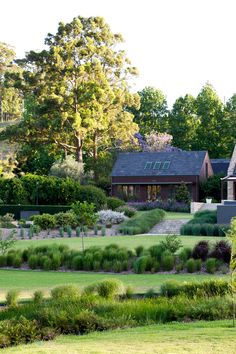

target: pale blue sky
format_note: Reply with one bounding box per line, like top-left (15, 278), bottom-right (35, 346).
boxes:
top-left (1, 0), bottom-right (236, 106)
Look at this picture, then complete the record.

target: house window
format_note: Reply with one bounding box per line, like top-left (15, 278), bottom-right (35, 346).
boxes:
top-left (147, 185), bottom-right (161, 200)
top-left (117, 185), bottom-right (136, 200)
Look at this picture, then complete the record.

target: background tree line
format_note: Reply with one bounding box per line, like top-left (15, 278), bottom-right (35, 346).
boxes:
top-left (0, 16), bottom-right (235, 186)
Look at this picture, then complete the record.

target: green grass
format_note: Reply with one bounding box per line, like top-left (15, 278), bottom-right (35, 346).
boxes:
top-left (164, 211), bottom-right (193, 220)
top-left (3, 320), bottom-right (236, 353)
top-left (0, 269), bottom-right (228, 299)
top-left (13, 234), bottom-right (224, 251)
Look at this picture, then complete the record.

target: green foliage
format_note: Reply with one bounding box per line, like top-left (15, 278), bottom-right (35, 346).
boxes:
top-left (51, 285), bottom-right (80, 301)
top-left (130, 86), bottom-right (168, 134)
top-left (160, 279), bottom-right (231, 298)
top-left (106, 197), bottom-right (125, 210)
top-left (33, 290), bottom-right (44, 305)
top-left (119, 208), bottom-right (165, 235)
top-left (133, 256), bottom-right (149, 274)
top-left (50, 156), bottom-right (84, 181)
top-left (32, 213), bottom-right (56, 230)
top-left (179, 247), bottom-right (192, 263)
top-left (76, 226), bottom-right (81, 237)
top-left (6, 290), bottom-right (19, 307)
top-left (160, 235), bottom-right (182, 254)
top-left (116, 205), bottom-right (137, 217)
top-left (96, 279), bottom-right (125, 298)
top-left (180, 212), bottom-right (228, 236)
top-left (175, 182), bottom-right (190, 203)
top-left (206, 258), bottom-right (217, 274)
top-left (186, 258), bottom-right (197, 273)
top-left (161, 252), bottom-right (175, 271)
top-left (0, 177), bottom-right (27, 204)
top-left (54, 212), bottom-right (78, 228)
top-left (101, 225), bottom-right (106, 236)
top-left (200, 174), bottom-right (224, 202)
top-left (0, 230), bottom-right (16, 254)
top-left (71, 201), bottom-right (97, 227)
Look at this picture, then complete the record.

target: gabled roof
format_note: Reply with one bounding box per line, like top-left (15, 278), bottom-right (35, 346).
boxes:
top-left (111, 151), bottom-right (208, 177)
top-left (210, 159), bottom-right (230, 175)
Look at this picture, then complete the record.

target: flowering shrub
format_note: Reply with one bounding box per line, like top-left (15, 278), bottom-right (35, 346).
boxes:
top-left (97, 210), bottom-right (127, 225)
top-left (129, 200), bottom-right (190, 213)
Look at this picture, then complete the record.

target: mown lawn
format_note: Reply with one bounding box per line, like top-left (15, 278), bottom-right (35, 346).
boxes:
top-left (13, 234), bottom-right (224, 252)
top-left (0, 269), bottom-right (228, 299)
top-left (3, 320), bottom-right (236, 353)
top-left (164, 212), bottom-right (193, 220)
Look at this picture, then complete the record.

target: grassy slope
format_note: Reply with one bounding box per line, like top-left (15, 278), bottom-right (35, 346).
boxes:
top-left (0, 269), bottom-right (228, 299)
top-left (3, 320), bottom-right (236, 353)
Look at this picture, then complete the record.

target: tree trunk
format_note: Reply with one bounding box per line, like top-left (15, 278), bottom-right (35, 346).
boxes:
top-left (75, 132), bottom-right (83, 163)
top-left (93, 132), bottom-right (98, 180)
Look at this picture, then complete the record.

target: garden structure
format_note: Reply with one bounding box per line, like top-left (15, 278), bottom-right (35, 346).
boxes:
top-left (111, 150), bottom-right (213, 202)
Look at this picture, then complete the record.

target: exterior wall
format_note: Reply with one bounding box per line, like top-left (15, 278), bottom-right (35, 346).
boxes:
top-left (227, 145), bottom-right (236, 200)
top-left (199, 152), bottom-right (214, 182)
top-left (112, 175), bottom-right (200, 202)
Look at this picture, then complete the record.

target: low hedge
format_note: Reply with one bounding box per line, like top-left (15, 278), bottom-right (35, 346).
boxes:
top-left (119, 208), bottom-right (165, 235)
top-left (0, 205), bottom-right (71, 219)
top-left (129, 200), bottom-right (190, 213)
top-left (180, 223), bottom-right (229, 236)
top-left (160, 279), bottom-right (232, 298)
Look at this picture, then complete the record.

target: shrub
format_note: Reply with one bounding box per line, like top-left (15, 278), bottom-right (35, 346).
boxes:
top-left (129, 200), bottom-right (190, 212)
top-left (97, 210), bottom-right (127, 225)
top-left (119, 208), bottom-right (165, 235)
top-left (42, 257), bottom-right (52, 271)
top-left (192, 224), bottom-right (201, 236)
top-left (106, 197), bottom-right (125, 210)
top-left (12, 254), bottom-right (22, 268)
top-left (192, 241), bottom-right (209, 261)
top-left (206, 258), bottom-right (217, 274)
top-left (145, 288), bottom-right (156, 298)
top-left (161, 279), bottom-right (231, 298)
top-left (32, 214), bottom-right (56, 230)
top-left (175, 182), bottom-right (190, 203)
top-left (186, 258), bottom-right (196, 273)
top-left (124, 286), bottom-right (134, 299)
top-left (135, 245), bottom-right (144, 257)
top-left (96, 279), bottom-right (124, 298)
top-left (0, 254), bottom-right (7, 267)
top-left (73, 310), bottom-right (108, 334)
top-left (178, 247), bottom-right (192, 263)
top-left (195, 258), bottom-right (202, 272)
top-left (160, 235), bottom-right (182, 254)
top-left (161, 252), bottom-right (175, 271)
top-left (116, 205), bottom-right (137, 217)
top-left (28, 255), bottom-right (39, 269)
top-left (33, 290), bottom-right (44, 304)
top-left (180, 223), bottom-right (193, 235)
top-left (210, 240), bottom-right (231, 263)
top-left (6, 290), bottom-right (19, 307)
top-left (133, 256), bottom-right (149, 273)
top-left (51, 285), bottom-right (80, 301)
top-left (71, 255), bottom-right (83, 270)
top-left (54, 212), bottom-right (78, 228)
top-left (75, 185), bottom-right (106, 211)
top-left (160, 280), bottom-right (180, 297)
top-left (0, 334), bottom-right (10, 348)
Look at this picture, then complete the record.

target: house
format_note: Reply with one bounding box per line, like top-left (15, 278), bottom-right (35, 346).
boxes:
top-left (217, 146), bottom-right (236, 224)
top-left (210, 158), bottom-right (230, 175)
top-left (221, 145), bottom-right (236, 200)
top-left (111, 150), bottom-right (213, 202)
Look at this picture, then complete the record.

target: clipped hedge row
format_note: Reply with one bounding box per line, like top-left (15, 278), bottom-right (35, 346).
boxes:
top-left (0, 175), bottom-right (106, 210)
top-left (160, 279), bottom-right (232, 298)
top-left (180, 222), bottom-right (229, 236)
top-left (119, 208), bottom-right (165, 235)
top-left (0, 205), bottom-right (71, 219)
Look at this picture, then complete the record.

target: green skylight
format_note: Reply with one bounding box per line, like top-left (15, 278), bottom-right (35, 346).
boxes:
top-left (163, 161), bottom-right (171, 169)
top-left (153, 161), bottom-right (161, 169)
top-left (144, 161), bottom-right (152, 169)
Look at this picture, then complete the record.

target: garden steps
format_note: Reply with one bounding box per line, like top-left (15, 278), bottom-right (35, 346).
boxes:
top-left (148, 219), bottom-right (189, 235)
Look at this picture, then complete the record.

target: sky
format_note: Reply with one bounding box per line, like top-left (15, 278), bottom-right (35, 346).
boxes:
top-left (1, 0), bottom-right (236, 106)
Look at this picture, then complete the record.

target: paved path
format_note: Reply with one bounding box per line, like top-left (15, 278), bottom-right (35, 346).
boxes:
top-left (148, 219), bottom-right (189, 235)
